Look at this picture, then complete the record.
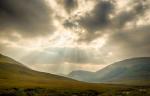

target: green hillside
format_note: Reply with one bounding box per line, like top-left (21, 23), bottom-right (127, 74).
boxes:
top-left (0, 53), bottom-right (81, 89)
top-left (0, 53), bottom-right (123, 89)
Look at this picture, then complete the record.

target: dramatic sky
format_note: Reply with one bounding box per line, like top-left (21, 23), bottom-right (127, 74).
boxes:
top-left (0, 0), bottom-right (150, 74)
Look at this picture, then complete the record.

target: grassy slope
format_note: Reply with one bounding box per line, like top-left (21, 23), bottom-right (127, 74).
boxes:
top-left (0, 56), bottom-right (78, 89)
top-left (1, 54), bottom-right (150, 96)
top-left (0, 54), bottom-right (132, 91)
top-left (0, 61), bottom-right (131, 91)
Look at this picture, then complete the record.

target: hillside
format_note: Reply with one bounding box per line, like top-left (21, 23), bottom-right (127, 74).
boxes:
top-left (0, 53), bottom-right (81, 88)
top-left (0, 53), bottom-right (126, 89)
top-left (0, 54), bottom-right (150, 96)
top-left (68, 57), bottom-right (150, 85)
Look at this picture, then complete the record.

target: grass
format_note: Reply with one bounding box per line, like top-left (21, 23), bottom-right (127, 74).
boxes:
top-left (0, 54), bottom-right (150, 96)
top-left (0, 86), bottom-right (150, 96)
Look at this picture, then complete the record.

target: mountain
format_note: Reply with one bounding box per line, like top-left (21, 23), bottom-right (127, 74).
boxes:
top-left (1, 53), bottom-right (149, 90)
top-left (94, 57), bottom-right (150, 84)
top-left (0, 53), bottom-right (81, 88)
top-left (1, 54), bottom-right (150, 95)
top-left (68, 57), bottom-right (150, 85)
top-left (0, 53), bottom-right (133, 91)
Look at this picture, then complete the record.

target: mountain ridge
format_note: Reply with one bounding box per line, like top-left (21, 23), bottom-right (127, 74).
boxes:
top-left (68, 57), bottom-right (150, 85)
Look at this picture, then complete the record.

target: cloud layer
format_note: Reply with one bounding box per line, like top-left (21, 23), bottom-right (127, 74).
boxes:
top-left (0, 0), bottom-right (150, 74)
top-left (0, 0), bottom-right (55, 38)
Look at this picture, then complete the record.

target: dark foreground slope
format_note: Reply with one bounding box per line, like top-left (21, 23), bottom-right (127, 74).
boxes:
top-left (68, 57), bottom-right (150, 85)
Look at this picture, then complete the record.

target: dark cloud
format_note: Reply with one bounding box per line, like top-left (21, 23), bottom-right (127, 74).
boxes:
top-left (105, 25), bottom-right (150, 59)
top-left (63, 0), bottom-right (78, 13)
top-left (56, 0), bottom-right (78, 13)
top-left (63, 19), bottom-right (78, 28)
top-left (113, 0), bottom-right (149, 28)
top-left (63, 0), bottom-right (115, 42)
top-left (63, 0), bottom-right (150, 42)
top-left (0, 0), bottom-right (55, 38)
top-left (78, 0), bottom-right (114, 32)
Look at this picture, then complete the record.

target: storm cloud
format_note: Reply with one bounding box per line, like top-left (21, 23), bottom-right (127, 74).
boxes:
top-left (0, 0), bottom-right (55, 38)
top-left (64, 0), bottom-right (78, 13)
top-left (113, 0), bottom-right (149, 28)
top-left (64, 0), bottom-right (150, 42)
top-left (78, 0), bottom-right (114, 32)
